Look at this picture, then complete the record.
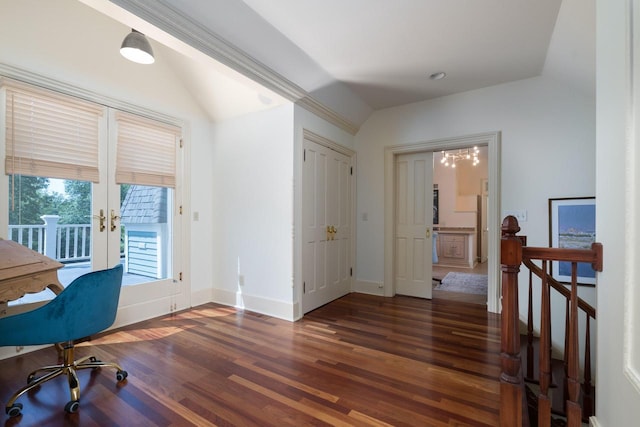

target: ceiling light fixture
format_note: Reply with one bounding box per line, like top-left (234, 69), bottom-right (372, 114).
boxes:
top-left (120, 29), bottom-right (155, 65)
top-left (429, 71), bottom-right (446, 80)
top-left (440, 147), bottom-right (480, 168)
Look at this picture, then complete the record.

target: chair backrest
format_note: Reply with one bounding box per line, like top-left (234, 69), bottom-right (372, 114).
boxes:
top-left (0, 264), bottom-right (123, 346)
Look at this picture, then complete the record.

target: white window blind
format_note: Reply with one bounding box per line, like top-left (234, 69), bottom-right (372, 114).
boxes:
top-left (115, 112), bottom-right (179, 188)
top-left (3, 79), bottom-right (103, 182)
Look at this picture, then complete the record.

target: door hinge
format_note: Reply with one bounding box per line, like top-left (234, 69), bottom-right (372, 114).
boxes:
top-left (179, 272), bottom-right (183, 281)
top-left (350, 268), bottom-right (353, 277)
top-left (303, 281), bottom-right (306, 293)
top-left (179, 205), bottom-right (183, 215)
top-left (180, 138), bottom-right (184, 148)
top-left (350, 166), bottom-right (353, 175)
top-left (303, 149), bottom-right (306, 161)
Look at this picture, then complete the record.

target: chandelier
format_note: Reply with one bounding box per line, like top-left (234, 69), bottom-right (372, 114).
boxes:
top-left (440, 147), bottom-right (480, 168)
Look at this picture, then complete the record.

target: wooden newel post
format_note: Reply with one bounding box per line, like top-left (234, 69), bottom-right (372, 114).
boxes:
top-left (500, 216), bottom-right (524, 426)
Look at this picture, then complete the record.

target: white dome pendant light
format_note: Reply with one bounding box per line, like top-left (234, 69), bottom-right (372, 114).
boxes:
top-left (120, 29), bottom-right (155, 65)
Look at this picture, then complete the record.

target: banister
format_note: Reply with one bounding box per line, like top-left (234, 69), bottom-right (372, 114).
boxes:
top-left (522, 243), bottom-right (603, 272)
top-left (500, 216), bottom-right (524, 426)
top-left (522, 258), bottom-right (596, 319)
top-left (500, 215), bottom-right (602, 426)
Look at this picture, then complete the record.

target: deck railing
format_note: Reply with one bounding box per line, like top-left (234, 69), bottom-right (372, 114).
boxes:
top-left (8, 215), bottom-right (91, 263)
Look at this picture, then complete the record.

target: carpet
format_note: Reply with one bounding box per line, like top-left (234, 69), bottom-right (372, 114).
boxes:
top-left (434, 272), bottom-right (488, 295)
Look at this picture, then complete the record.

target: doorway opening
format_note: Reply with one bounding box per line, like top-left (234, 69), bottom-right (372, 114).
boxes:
top-left (384, 132), bottom-right (502, 313)
top-left (432, 146), bottom-right (489, 305)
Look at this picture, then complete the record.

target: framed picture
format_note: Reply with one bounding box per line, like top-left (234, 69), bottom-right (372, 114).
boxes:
top-left (433, 189), bottom-right (439, 224)
top-left (548, 197), bottom-right (596, 285)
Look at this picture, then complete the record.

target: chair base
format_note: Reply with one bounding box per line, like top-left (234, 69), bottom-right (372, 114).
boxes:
top-left (5, 342), bottom-right (127, 417)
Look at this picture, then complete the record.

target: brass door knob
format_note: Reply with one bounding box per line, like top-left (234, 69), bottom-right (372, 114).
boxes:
top-left (110, 209), bottom-right (121, 232)
top-left (93, 209), bottom-right (106, 232)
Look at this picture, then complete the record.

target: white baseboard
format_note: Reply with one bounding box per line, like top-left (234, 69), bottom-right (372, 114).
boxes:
top-left (114, 298), bottom-right (173, 329)
top-left (191, 287), bottom-right (214, 307)
top-left (352, 279), bottom-right (385, 296)
top-left (590, 416), bottom-right (602, 427)
top-left (211, 288), bottom-right (295, 321)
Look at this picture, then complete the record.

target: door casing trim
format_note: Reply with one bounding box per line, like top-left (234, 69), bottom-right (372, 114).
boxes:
top-left (383, 131), bottom-right (502, 313)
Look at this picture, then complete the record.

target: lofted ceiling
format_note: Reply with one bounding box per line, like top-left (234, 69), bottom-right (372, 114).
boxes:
top-left (8, 0), bottom-right (592, 130)
top-left (238, 0), bottom-right (563, 110)
top-left (108, 0), bottom-right (594, 129)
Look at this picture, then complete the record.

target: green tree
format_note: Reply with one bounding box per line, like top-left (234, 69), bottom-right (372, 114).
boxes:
top-left (8, 175), bottom-right (56, 225)
top-left (59, 180), bottom-right (91, 224)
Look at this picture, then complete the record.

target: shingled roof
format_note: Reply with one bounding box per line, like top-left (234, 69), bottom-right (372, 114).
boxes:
top-left (120, 185), bottom-right (168, 224)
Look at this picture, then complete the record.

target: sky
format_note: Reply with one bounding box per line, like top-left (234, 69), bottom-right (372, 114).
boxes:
top-left (558, 204), bottom-right (595, 233)
top-left (47, 178), bottom-right (66, 195)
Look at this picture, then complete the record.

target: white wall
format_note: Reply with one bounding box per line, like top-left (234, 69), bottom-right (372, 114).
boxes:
top-left (0, 0), bottom-right (207, 121)
top-left (355, 74), bottom-right (595, 285)
top-left (433, 150), bottom-right (488, 228)
top-left (354, 73), bottom-right (596, 357)
top-left (435, 162), bottom-right (473, 227)
top-left (210, 104), bottom-right (296, 320)
top-left (593, 0), bottom-right (640, 425)
top-left (188, 121), bottom-right (216, 305)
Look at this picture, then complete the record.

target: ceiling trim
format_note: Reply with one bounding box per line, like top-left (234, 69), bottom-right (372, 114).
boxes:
top-left (108, 0), bottom-right (359, 135)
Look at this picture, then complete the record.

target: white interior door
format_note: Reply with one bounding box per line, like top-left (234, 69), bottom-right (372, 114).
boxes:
top-left (302, 138), bottom-right (351, 314)
top-left (395, 152), bottom-right (433, 298)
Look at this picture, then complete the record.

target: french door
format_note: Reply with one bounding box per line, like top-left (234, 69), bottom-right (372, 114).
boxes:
top-left (91, 110), bottom-right (183, 318)
top-left (395, 151), bottom-right (434, 298)
top-left (302, 138), bottom-right (352, 314)
top-left (2, 80), bottom-right (184, 318)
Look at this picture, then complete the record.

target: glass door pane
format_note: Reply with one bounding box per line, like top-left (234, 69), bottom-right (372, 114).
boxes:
top-left (6, 175), bottom-right (94, 304)
top-left (119, 184), bottom-right (173, 286)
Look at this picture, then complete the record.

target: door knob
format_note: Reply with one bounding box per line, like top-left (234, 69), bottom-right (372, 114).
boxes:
top-left (426, 227), bottom-right (431, 238)
top-left (326, 225), bottom-right (337, 240)
top-left (110, 209), bottom-right (120, 232)
top-left (93, 209), bottom-right (106, 232)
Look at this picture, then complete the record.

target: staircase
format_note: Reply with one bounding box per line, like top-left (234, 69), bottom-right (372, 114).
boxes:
top-left (500, 216), bottom-right (602, 427)
top-left (521, 334), bottom-right (595, 426)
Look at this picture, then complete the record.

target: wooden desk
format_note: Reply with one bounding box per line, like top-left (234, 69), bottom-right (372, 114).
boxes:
top-left (0, 239), bottom-right (64, 304)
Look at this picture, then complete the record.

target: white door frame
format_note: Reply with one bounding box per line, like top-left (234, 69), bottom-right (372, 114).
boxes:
top-left (383, 132), bottom-right (502, 313)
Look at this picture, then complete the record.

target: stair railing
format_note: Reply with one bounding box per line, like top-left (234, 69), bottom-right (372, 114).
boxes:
top-left (500, 216), bottom-right (603, 427)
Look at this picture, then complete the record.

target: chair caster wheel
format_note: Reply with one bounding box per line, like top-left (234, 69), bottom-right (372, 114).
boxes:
top-left (6, 403), bottom-right (23, 417)
top-left (116, 370), bottom-right (128, 382)
top-left (64, 400), bottom-right (79, 414)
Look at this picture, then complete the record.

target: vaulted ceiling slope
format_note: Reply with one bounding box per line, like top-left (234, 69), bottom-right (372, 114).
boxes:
top-left (107, 0), bottom-right (592, 132)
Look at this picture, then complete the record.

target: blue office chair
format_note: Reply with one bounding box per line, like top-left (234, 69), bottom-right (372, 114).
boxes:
top-left (0, 264), bottom-right (128, 417)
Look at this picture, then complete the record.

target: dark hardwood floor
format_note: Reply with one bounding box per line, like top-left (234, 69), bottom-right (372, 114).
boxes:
top-left (0, 294), bottom-right (501, 426)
